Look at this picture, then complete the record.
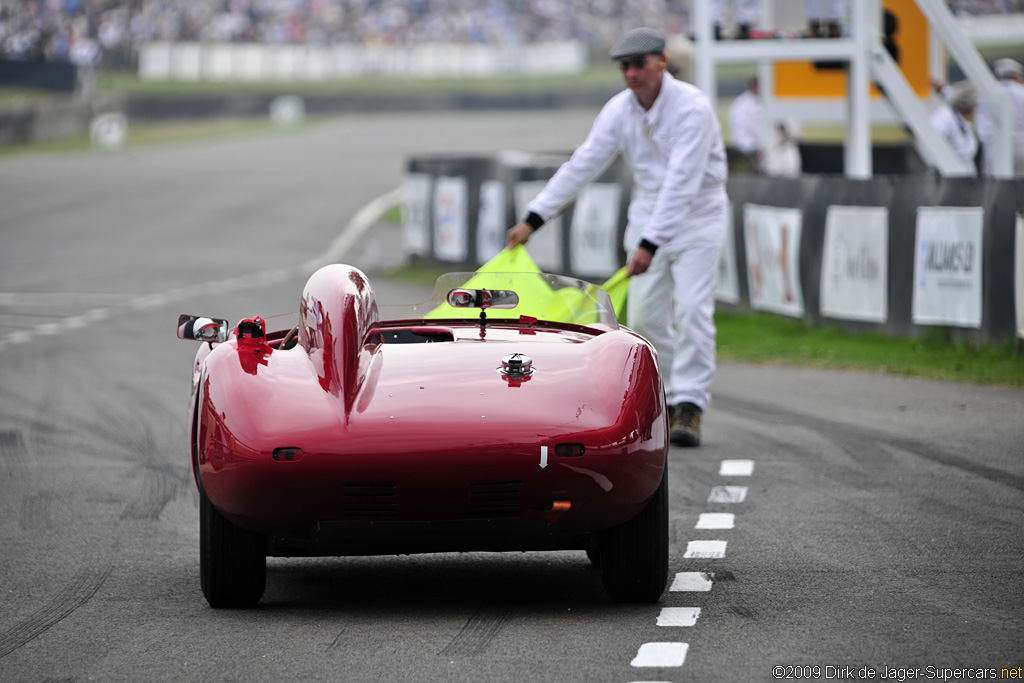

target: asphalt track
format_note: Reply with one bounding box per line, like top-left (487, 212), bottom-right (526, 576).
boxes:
top-left (0, 110), bottom-right (1022, 682)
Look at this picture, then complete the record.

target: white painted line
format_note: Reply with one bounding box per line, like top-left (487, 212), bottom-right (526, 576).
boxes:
top-left (0, 189), bottom-right (400, 358)
top-left (630, 642), bottom-right (689, 667)
top-left (0, 292), bottom-right (131, 306)
top-left (684, 540), bottom-right (727, 559)
top-left (708, 486), bottom-right (748, 503)
top-left (304, 187), bottom-right (402, 272)
top-left (670, 572), bottom-right (714, 592)
top-left (696, 512), bottom-right (735, 529)
top-left (657, 607), bottom-right (701, 627)
top-left (720, 459), bottom-right (755, 476)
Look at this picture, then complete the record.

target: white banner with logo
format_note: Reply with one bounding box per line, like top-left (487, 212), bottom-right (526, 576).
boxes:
top-left (570, 183), bottom-right (622, 278)
top-left (715, 202), bottom-right (740, 304)
top-left (912, 206), bottom-right (983, 328)
top-left (1016, 213), bottom-right (1024, 339)
top-left (819, 206), bottom-right (889, 323)
top-left (401, 173), bottom-right (431, 257)
top-left (514, 181), bottom-right (562, 272)
top-left (476, 179), bottom-right (507, 264)
top-left (743, 204), bottom-right (804, 317)
top-left (433, 176), bottom-right (468, 263)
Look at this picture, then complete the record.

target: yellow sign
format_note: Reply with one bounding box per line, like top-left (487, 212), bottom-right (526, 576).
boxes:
top-left (773, 0), bottom-right (931, 99)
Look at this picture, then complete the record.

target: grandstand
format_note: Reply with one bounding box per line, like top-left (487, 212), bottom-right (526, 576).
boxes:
top-left (1, 0), bottom-right (1022, 72)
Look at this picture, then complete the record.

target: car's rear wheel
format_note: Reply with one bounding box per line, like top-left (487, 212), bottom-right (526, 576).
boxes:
top-left (598, 468), bottom-right (668, 603)
top-left (200, 486), bottom-right (266, 608)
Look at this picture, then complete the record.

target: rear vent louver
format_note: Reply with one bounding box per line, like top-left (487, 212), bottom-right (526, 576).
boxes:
top-left (469, 479), bottom-right (522, 517)
top-left (342, 482), bottom-right (397, 518)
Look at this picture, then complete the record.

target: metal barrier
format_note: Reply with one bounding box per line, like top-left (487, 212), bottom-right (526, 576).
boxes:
top-left (403, 154), bottom-right (1024, 343)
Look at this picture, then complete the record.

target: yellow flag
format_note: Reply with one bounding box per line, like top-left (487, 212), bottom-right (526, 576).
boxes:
top-left (424, 246), bottom-right (545, 320)
top-left (600, 266), bottom-right (629, 325)
top-left (426, 247), bottom-right (628, 326)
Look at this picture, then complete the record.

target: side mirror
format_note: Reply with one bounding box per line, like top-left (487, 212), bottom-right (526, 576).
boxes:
top-left (446, 288), bottom-right (519, 310)
top-left (177, 314), bottom-right (230, 343)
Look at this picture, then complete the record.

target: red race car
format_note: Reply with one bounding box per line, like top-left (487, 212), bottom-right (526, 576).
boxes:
top-left (177, 263), bottom-right (668, 608)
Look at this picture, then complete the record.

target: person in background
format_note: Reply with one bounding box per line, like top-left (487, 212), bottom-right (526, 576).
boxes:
top-left (728, 77), bottom-right (803, 176)
top-left (762, 119), bottom-right (803, 177)
top-left (710, 0), bottom-right (761, 39)
top-left (929, 81), bottom-right (979, 175)
top-left (506, 27), bottom-right (728, 448)
top-left (729, 77), bottom-right (762, 168)
top-left (975, 57), bottom-right (1024, 177)
top-left (805, 0), bottom-right (847, 37)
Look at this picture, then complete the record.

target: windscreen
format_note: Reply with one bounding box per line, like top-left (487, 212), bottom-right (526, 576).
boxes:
top-left (378, 272), bottom-right (619, 329)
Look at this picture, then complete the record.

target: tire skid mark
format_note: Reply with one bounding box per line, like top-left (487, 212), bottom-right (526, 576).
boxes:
top-left (0, 429), bottom-right (31, 505)
top-left (0, 429), bottom-right (28, 480)
top-left (714, 394), bottom-right (1024, 492)
top-left (120, 462), bottom-right (191, 521)
top-left (27, 364), bottom-right (173, 467)
top-left (439, 604), bottom-right (514, 657)
top-left (0, 565), bottom-right (113, 659)
top-left (20, 490), bottom-right (55, 531)
top-left (0, 428), bottom-right (27, 462)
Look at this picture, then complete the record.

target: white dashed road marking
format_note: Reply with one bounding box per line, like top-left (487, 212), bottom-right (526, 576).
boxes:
top-left (670, 572), bottom-right (714, 592)
top-left (630, 642), bottom-right (689, 667)
top-left (720, 459), bottom-right (755, 476)
top-left (638, 461), bottom-right (755, 674)
top-left (656, 607), bottom-right (701, 627)
top-left (683, 540), bottom-right (727, 558)
top-left (696, 512), bottom-right (735, 529)
top-left (708, 485), bottom-right (748, 503)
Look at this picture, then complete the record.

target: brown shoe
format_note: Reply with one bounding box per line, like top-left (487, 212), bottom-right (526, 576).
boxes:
top-left (670, 402), bottom-right (702, 447)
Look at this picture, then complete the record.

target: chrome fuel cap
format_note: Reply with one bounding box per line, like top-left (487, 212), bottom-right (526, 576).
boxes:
top-left (500, 352), bottom-right (533, 378)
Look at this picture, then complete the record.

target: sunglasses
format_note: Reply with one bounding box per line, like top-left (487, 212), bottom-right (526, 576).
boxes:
top-left (618, 55), bottom-right (651, 71)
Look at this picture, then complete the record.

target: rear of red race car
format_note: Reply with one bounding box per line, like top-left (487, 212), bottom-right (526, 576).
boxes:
top-left (180, 264), bottom-right (669, 608)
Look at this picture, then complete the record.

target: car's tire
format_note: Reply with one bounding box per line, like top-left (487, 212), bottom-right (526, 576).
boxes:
top-left (585, 544), bottom-right (601, 568)
top-left (598, 468), bottom-right (668, 603)
top-left (200, 486), bottom-right (266, 608)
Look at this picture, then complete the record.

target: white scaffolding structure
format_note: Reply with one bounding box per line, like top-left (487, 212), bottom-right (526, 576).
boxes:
top-left (690, 0), bottom-right (1015, 178)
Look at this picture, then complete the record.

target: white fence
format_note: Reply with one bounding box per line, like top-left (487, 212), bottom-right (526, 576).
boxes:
top-left (138, 41), bottom-right (588, 81)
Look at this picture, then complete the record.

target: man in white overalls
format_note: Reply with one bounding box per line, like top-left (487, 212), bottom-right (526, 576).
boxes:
top-left (507, 28), bottom-right (729, 447)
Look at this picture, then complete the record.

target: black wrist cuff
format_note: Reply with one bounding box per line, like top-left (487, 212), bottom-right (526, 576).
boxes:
top-left (638, 238), bottom-right (659, 254)
top-left (524, 212), bottom-right (545, 230)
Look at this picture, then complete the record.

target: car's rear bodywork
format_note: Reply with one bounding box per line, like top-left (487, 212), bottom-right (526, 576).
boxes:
top-left (179, 263), bottom-right (668, 607)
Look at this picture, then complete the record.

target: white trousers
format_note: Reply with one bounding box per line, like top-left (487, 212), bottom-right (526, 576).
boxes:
top-left (625, 187), bottom-right (727, 411)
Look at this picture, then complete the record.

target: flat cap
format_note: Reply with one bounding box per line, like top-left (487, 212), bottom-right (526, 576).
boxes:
top-left (994, 58), bottom-right (1023, 79)
top-left (610, 28), bottom-right (666, 61)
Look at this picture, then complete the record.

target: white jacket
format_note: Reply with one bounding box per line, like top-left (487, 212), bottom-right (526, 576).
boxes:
top-left (975, 79), bottom-right (1024, 177)
top-left (929, 103), bottom-right (978, 175)
top-left (526, 71), bottom-right (727, 251)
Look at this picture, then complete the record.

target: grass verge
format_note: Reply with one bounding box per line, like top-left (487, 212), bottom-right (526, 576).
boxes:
top-left (715, 310), bottom-right (1024, 388)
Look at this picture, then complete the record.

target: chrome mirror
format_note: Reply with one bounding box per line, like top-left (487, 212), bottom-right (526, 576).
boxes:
top-left (177, 314), bottom-right (230, 343)
top-left (446, 288), bottom-right (519, 310)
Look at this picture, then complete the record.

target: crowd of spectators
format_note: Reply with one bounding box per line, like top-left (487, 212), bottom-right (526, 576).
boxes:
top-left (0, 0), bottom-right (687, 68)
top-left (1, 0), bottom-right (1021, 69)
top-left (949, 0), bottom-right (1024, 14)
